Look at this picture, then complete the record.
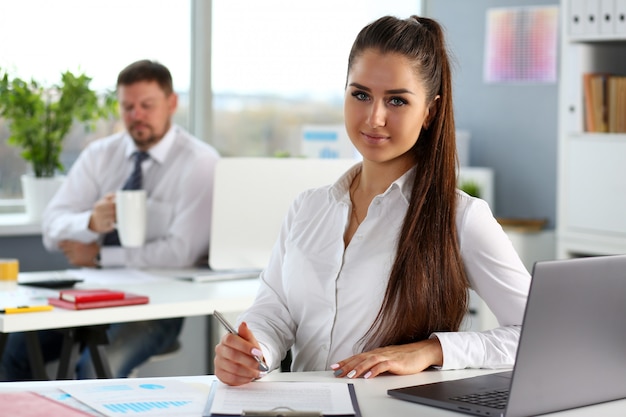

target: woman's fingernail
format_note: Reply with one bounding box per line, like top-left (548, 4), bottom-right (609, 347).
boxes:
top-left (346, 370), bottom-right (357, 379)
top-left (333, 369), bottom-right (343, 376)
top-left (251, 348), bottom-right (263, 357)
top-left (364, 371), bottom-right (372, 379)
top-left (330, 363), bottom-right (340, 370)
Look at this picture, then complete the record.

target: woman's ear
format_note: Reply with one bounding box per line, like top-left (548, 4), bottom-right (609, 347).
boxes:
top-left (423, 95), bottom-right (440, 130)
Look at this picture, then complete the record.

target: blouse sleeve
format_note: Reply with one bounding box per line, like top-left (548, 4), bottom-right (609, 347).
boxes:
top-left (432, 194), bottom-right (531, 369)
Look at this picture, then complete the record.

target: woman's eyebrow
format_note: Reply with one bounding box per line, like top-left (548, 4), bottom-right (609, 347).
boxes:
top-left (348, 82), bottom-right (415, 95)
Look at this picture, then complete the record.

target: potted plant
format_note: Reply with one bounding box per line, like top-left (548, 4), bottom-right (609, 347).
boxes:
top-left (0, 68), bottom-right (117, 221)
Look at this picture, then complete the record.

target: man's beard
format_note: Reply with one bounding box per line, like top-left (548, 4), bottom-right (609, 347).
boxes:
top-left (129, 122), bottom-right (165, 149)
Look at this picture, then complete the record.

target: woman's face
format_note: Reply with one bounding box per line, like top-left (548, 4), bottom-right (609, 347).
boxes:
top-left (344, 49), bottom-right (436, 167)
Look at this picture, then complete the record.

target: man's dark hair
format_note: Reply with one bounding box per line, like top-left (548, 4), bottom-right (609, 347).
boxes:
top-left (117, 60), bottom-right (173, 95)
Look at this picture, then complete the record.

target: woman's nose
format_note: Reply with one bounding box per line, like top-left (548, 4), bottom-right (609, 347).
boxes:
top-left (367, 101), bottom-right (386, 128)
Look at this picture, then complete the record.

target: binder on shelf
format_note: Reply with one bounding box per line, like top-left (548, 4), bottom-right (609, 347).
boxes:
top-left (583, 72), bottom-right (596, 132)
top-left (59, 289), bottom-right (125, 303)
top-left (600, 0), bottom-right (616, 34)
top-left (584, 0), bottom-right (601, 35)
top-left (616, 0), bottom-right (626, 34)
top-left (608, 76), bottom-right (626, 133)
top-left (584, 72), bottom-right (626, 133)
top-left (48, 292), bottom-right (149, 310)
top-left (582, 72), bottom-right (614, 133)
top-left (569, 0), bottom-right (586, 36)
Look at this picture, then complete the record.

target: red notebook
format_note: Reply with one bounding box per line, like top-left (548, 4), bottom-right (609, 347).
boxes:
top-left (59, 289), bottom-right (125, 303)
top-left (48, 293), bottom-right (149, 310)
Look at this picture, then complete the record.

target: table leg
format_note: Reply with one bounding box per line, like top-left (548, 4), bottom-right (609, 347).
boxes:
top-left (56, 326), bottom-right (114, 379)
top-left (56, 328), bottom-right (79, 380)
top-left (24, 331), bottom-right (48, 380)
top-left (0, 333), bottom-right (7, 359)
top-left (83, 326), bottom-right (113, 379)
top-left (89, 343), bottom-right (113, 379)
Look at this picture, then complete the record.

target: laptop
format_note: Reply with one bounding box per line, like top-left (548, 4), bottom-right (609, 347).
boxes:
top-left (388, 254), bottom-right (626, 417)
top-left (181, 157), bottom-right (357, 282)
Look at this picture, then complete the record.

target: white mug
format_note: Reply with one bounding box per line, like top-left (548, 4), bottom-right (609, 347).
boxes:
top-left (115, 190), bottom-right (147, 247)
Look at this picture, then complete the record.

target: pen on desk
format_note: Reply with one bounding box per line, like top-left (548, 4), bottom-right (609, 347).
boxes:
top-left (0, 305), bottom-right (54, 314)
top-left (213, 309), bottom-right (269, 372)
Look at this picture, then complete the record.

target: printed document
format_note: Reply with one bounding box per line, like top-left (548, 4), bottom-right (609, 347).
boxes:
top-left (207, 381), bottom-right (357, 416)
top-left (62, 379), bottom-right (208, 417)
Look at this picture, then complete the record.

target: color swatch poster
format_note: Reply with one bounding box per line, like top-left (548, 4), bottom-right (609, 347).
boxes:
top-left (484, 6), bottom-right (559, 83)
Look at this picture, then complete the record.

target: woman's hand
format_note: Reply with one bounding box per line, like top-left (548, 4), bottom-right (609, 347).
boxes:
top-left (214, 321), bottom-right (268, 386)
top-left (331, 338), bottom-right (443, 379)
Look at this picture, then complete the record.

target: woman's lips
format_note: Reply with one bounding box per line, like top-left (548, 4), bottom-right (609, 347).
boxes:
top-left (361, 131), bottom-right (389, 144)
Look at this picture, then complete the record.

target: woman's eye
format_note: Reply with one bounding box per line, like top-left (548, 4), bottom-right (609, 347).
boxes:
top-left (389, 97), bottom-right (407, 107)
top-left (351, 91), bottom-right (369, 101)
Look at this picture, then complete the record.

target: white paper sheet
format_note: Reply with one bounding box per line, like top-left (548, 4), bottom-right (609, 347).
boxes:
top-left (208, 381), bottom-right (356, 416)
top-left (36, 387), bottom-right (105, 416)
top-left (62, 379), bottom-right (209, 417)
top-left (0, 286), bottom-right (55, 309)
top-left (68, 268), bottom-right (167, 285)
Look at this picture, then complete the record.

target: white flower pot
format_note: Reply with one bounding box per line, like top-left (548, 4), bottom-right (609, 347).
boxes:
top-left (21, 174), bottom-right (65, 223)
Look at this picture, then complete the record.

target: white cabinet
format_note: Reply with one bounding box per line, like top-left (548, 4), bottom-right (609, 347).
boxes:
top-left (557, 0), bottom-right (626, 258)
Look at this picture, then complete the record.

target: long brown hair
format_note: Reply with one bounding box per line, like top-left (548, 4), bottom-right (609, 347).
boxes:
top-left (347, 16), bottom-right (469, 350)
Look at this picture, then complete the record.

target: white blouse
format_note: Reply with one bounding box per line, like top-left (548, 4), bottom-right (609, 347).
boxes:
top-left (239, 163), bottom-right (531, 372)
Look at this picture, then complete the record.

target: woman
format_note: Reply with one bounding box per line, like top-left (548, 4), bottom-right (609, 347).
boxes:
top-left (214, 15), bottom-right (530, 386)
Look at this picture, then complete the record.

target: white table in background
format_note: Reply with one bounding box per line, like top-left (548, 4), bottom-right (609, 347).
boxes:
top-left (0, 272), bottom-right (259, 380)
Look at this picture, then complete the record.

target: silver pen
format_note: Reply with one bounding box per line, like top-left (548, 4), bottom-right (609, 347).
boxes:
top-left (214, 310), bottom-right (269, 372)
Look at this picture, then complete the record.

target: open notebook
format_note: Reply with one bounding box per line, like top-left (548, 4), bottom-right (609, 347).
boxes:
top-left (181, 157), bottom-right (357, 282)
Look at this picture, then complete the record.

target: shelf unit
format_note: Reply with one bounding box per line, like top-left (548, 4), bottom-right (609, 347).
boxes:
top-left (557, 0), bottom-right (626, 258)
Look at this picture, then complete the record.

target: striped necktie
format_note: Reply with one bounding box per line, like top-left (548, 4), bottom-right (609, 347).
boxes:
top-left (102, 151), bottom-right (150, 246)
top-left (122, 151), bottom-right (150, 190)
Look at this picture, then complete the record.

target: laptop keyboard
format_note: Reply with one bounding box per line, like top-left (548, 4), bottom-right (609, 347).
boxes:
top-left (451, 389), bottom-right (509, 409)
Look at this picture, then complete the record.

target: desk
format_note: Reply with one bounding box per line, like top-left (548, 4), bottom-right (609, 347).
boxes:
top-left (1, 277), bottom-right (259, 333)
top-left (0, 370), bottom-right (624, 416)
top-left (0, 274), bottom-right (260, 379)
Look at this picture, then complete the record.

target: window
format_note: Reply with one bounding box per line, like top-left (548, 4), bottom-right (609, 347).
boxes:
top-left (210, 0), bottom-right (422, 157)
top-left (0, 0), bottom-right (190, 207)
top-left (0, 0), bottom-right (421, 213)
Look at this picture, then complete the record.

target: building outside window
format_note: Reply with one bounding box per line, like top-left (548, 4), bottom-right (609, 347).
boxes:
top-left (210, 0), bottom-right (421, 157)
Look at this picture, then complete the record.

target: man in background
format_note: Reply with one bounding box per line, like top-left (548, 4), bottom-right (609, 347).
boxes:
top-left (1, 59), bottom-right (220, 380)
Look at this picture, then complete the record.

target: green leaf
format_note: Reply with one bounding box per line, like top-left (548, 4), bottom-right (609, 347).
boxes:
top-left (0, 67), bottom-right (118, 177)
